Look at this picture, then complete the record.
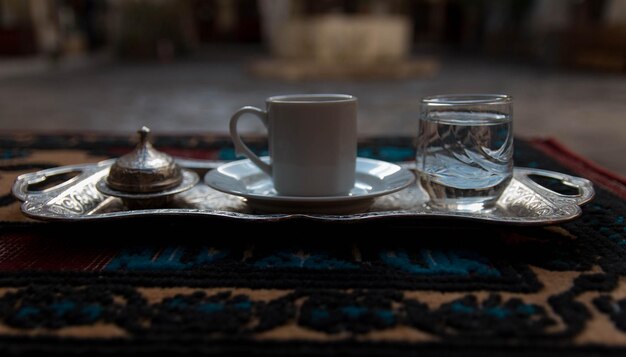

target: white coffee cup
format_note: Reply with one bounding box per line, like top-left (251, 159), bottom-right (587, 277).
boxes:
top-left (229, 94), bottom-right (357, 197)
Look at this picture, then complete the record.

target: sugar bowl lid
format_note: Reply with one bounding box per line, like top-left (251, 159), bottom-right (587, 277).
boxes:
top-left (106, 126), bottom-right (182, 193)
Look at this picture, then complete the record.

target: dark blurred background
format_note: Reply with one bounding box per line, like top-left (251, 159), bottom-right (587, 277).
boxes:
top-left (0, 0), bottom-right (625, 175)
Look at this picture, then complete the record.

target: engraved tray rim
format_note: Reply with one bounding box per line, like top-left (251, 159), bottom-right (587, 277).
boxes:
top-left (12, 159), bottom-right (595, 226)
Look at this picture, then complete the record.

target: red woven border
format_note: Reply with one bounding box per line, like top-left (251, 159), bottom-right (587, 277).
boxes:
top-left (0, 233), bottom-right (117, 272)
top-left (529, 138), bottom-right (626, 200)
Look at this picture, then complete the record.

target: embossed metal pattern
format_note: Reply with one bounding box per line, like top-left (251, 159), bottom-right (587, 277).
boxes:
top-left (106, 126), bottom-right (184, 193)
top-left (13, 160), bottom-right (594, 225)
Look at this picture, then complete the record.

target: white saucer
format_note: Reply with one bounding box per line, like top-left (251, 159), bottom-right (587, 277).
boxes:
top-left (204, 157), bottom-right (415, 214)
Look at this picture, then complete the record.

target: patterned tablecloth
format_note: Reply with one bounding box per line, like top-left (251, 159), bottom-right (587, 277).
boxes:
top-left (1, 134), bottom-right (625, 356)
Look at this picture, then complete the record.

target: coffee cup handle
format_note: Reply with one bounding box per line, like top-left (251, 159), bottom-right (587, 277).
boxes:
top-left (229, 106), bottom-right (272, 176)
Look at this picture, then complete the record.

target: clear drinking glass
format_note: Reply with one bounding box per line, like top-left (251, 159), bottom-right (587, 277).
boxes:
top-left (416, 94), bottom-right (513, 212)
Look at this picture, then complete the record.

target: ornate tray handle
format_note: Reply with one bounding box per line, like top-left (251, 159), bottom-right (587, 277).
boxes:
top-left (513, 168), bottom-right (594, 207)
top-left (13, 160), bottom-right (114, 202)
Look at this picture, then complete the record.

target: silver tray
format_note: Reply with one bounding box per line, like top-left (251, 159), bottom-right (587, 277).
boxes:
top-left (12, 159), bottom-right (594, 225)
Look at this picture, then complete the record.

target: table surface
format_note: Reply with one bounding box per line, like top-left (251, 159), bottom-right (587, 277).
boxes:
top-left (1, 134), bottom-right (626, 356)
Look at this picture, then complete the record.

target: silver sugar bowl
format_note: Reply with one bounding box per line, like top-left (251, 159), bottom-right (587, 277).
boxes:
top-left (96, 126), bottom-right (199, 209)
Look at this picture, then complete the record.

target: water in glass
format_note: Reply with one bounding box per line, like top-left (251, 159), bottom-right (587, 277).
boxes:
top-left (416, 110), bottom-right (513, 211)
